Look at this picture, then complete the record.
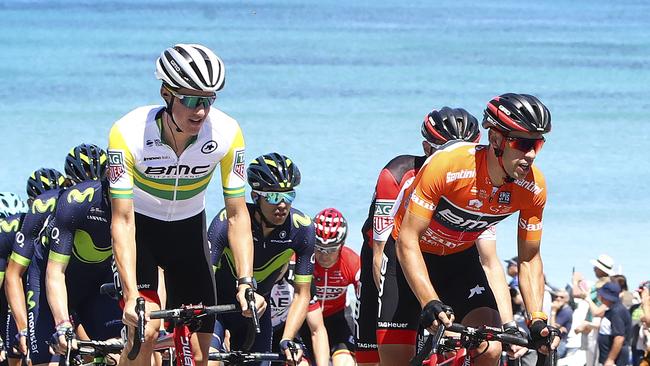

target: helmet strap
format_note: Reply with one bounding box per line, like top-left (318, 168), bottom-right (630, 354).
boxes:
top-left (254, 202), bottom-right (282, 229)
top-left (164, 98), bottom-right (183, 133)
top-left (494, 139), bottom-right (515, 183)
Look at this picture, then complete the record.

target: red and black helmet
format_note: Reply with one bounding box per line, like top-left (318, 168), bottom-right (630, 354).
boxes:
top-left (421, 107), bottom-right (480, 144)
top-left (482, 93), bottom-right (551, 134)
top-left (313, 208), bottom-right (348, 248)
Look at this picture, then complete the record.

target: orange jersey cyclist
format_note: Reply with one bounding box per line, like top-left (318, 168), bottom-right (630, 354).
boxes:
top-left (377, 94), bottom-right (559, 366)
top-left (108, 43), bottom-right (260, 366)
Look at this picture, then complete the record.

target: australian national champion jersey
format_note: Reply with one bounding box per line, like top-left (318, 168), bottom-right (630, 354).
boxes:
top-left (209, 204), bottom-right (315, 296)
top-left (392, 142), bottom-right (546, 256)
top-left (108, 106), bottom-right (247, 221)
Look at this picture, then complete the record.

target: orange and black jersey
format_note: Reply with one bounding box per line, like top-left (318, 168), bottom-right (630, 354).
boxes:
top-left (391, 142), bottom-right (546, 255)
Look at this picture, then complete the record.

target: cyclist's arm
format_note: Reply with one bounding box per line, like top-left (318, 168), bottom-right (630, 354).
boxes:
top-left (516, 238), bottom-right (544, 315)
top-left (305, 305), bottom-right (330, 366)
top-left (372, 239), bottom-right (386, 290)
top-left (224, 196), bottom-right (253, 281)
top-left (111, 198), bottom-right (138, 301)
top-left (476, 236), bottom-right (514, 323)
top-left (281, 280), bottom-right (311, 341)
top-left (5, 258), bottom-right (29, 331)
top-left (45, 260), bottom-right (70, 326)
top-left (395, 210), bottom-right (438, 308)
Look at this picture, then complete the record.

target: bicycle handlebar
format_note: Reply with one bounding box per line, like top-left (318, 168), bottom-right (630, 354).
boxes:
top-left (127, 297), bottom-right (145, 360)
top-left (149, 304), bottom-right (239, 320)
top-left (76, 339), bottom-right (125, 355)
top-left (208, 351), bottom-right (286, 363)
top-left (446, 323), bottom-right (530, 347)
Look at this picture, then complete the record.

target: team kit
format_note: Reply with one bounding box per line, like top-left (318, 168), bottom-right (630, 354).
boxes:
top-left (0, 43), bottom-right (557, 366)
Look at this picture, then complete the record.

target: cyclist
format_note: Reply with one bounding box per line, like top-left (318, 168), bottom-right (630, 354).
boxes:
top-left (378, 94), bottom-right (559, 366)
top-left (45, 144), bottom-right (122, 355)
top-left (355, 107), bottom-right (482, 365)
top-left (0, 193), bottom-right (29, 366)
top-left (209, 153), bottom-right (314, 365)
top-left (301, 208), bottom-right (358, 366)
top-left (4, 168), bottom-right (68, 366)
top-left (108, 43), bottom-right (259, 366)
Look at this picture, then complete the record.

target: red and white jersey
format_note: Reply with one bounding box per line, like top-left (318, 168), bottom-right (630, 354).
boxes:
top-left (312, 246), bottom-right (360, 317)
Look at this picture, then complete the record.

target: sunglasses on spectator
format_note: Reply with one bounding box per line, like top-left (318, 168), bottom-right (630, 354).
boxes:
top-left (505, 135), bottom-right (545, 153)
top-left (165, 86), bottom-right (216, 109)
top-left (253, 190), bottom-right (296, 205)
top-left (315, 245), bottom-right (341, 254)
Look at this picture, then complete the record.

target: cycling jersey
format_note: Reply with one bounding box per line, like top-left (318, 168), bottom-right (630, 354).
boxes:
top-left (209, 204), bottom-right (315, 355)
top-left (108, 106), bottom-right (247, 221)
top-left (0, 213), bottom-right (25, 281)
top-left (356, 154), bottom-right (425, 363)
top-left (391, 142), bottom-right (546, 255)
top-left (361, 155), bottom-right (427, 247)
top-left (210, 204), bottom-right (315, 296)
top-left (313, 246), bottom-right (360, 318)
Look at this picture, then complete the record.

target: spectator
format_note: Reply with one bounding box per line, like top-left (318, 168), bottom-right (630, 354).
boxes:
top-left (610, 274), bottom-right (634, 309)
top-left (639, 285), bottom-right (650, 366)
top-left (597, 282), bottom-right (631, 366)
top-left (630, 282), bottom-right (649, 366)
top-left (558, 295), bottom-right (589, 366)
top-left (551, 289), bottom-right (574, 358)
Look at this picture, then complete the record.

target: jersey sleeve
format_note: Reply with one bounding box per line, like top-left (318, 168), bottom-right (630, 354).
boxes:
top-left (218, 124), bottom-right (246, 198)
top-left (291, 213), bottom-right (315, 284)
top-left (516, 170), bottom-right (546, 242)
top-left (207, 208), bottom-right (230, 271)
top-left (47, 197), bottom-right (77, 265)
top-left (9, 213), bottom-right (43, 267)
top-left (372, 168), bottom-right (402, 242)
top-left (108, 123), bottom-right (136, 199)
top-left (407, 157), bottom-right (446, 221)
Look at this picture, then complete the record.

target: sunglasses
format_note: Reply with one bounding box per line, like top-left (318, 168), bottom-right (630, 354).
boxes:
top-left (425, 140), bottom-right (446, 150)
top-left (505, 135), bottom-right (545, 153)
top-left (315, 245), bottom-right (341, 254)
top-left (253, 190), bottom-right (296, 205)
top-left (165, 86), bottom-right (216, 109)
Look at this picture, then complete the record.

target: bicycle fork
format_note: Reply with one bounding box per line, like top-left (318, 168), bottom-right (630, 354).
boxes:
top-left (173, 324), bottom-right (195, 366)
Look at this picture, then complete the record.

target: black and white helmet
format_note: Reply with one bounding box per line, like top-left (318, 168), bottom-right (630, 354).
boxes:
top-left (155, 43), bottom-right (226, 92)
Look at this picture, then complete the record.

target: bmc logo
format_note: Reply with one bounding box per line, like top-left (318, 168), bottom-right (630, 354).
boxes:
top-left (434, 197), bottom-right (509, 232)
top-left (144, 165), bottom-right (210, 175)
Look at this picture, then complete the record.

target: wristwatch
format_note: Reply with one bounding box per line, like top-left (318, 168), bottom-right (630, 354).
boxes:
top-left (236, 277), bottom-right (258, 291)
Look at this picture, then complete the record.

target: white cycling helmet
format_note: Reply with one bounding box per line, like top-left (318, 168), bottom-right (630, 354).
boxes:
top-left (0, 192), bottom-right (28, 219)
top-left (155, 43), bottom-right (225, 92)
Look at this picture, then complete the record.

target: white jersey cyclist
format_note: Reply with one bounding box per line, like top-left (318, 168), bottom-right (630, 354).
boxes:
top-left (108, 105), bottom-right (246, 220)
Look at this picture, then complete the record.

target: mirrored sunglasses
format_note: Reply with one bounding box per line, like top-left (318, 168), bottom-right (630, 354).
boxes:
top-left (253, 190), bottom-right (296, 205)
top-left (505, 135), bottom-right (545, 153)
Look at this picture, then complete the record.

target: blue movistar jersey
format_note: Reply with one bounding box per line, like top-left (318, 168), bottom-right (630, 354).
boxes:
top-left (209, 203), bottom-right (315, 296)
top-left (0, 213), bottom-right (25, 279)
top-left (48, 180), bottom-right (112, 267)
top-left (10, 189), bottom-right (62, 268)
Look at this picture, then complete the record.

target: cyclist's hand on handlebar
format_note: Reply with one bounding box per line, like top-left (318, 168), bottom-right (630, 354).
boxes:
top-left (420, 300), bottom-right (454, 330)
top-left (236, 286), bottom-right (267, 317)
top-left (122, 296), bottom-right (139, 328)
top-left (279, 339), bottom-right (303, 365)
top-left (529, 320), bottom-right (560, 355)
top-left (503, 321), bottom-right (528, 358)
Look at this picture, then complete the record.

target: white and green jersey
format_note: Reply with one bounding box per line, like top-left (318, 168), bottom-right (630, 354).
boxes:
top-left (108, 106), bottom-right (246, 221)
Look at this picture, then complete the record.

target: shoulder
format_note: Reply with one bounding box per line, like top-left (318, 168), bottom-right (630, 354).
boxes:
top-left (340, 246), bottom-right (360, 266)
top-left (110, 106), bottom-right (162, 143)
top-left (513, 165), bottom-right (546, 198)
top-left (204, 108), bottom-right (241, 136)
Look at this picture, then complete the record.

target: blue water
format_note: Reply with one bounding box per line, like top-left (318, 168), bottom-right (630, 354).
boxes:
top-left (1, 0), bottom-right (649, 289)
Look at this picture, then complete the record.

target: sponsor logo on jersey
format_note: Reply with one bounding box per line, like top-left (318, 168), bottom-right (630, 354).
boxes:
top-left (434, 197), bottom-right (510, 232)
top-left (514, 179), bottom-right (543, 195)
top-left (144, 164), bottom-right (210, 176)
top-left (518, 218), bottom-right (543, 231)
top-left (32, 197), bottom-right (56, 214)
top-left (67, 187), bottom-right (95, 204)
top-left (377, 321), bottom-right (409, 329)
top-left (108, 150), bottom-right (125, 183)
top-left (233, 149), bottom-right (246, 180)
top-left (467, 199), bottom-right (483, 210)
top-left (145, 139), bottom-right (163, 147)
top-left (410, 193), bottom-right (435, 211)
top-left (468, 284), bottom-right (486, 298)
top-left (143, 155), bottom-right (170, 161)
top-left (446, 169), bottom-right (476, 183)
top-left (420, 228), bottom-right (461, 249)
top-left (201, 140), bottom-right (218, 154)
top-left (498, 191), bottom-right (511, 204)
top-left (0, 218), bottom-right (19, 233)
top-left (373, 199), bottom-right (395, 235)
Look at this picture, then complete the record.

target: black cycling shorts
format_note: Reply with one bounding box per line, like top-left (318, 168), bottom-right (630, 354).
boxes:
top-left (376, 236), bottom-right (498, 346)
top-left (300, 308), bottom-right (355, 357)
top-left (354, 242), bottom-right (380, 363)
top-left (133, 211), bottom-right (216, 333)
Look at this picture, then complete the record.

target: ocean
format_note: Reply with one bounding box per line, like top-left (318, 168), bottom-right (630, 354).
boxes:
top-left (1, 0), bottom-right (648, 289)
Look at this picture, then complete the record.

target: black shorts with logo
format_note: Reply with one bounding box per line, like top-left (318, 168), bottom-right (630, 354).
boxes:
top-left (300, 309), bottom-right (355, 357)
top-left (376, 236), bottom-right (497, 345)
top-left (128, 211), bottom-right (216, 333)
top-left (353, 242), bottom-right (380, 363)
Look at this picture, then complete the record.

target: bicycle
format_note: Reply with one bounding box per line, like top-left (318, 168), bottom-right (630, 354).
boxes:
top-left (410, 322), bottom-right (557, 366)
